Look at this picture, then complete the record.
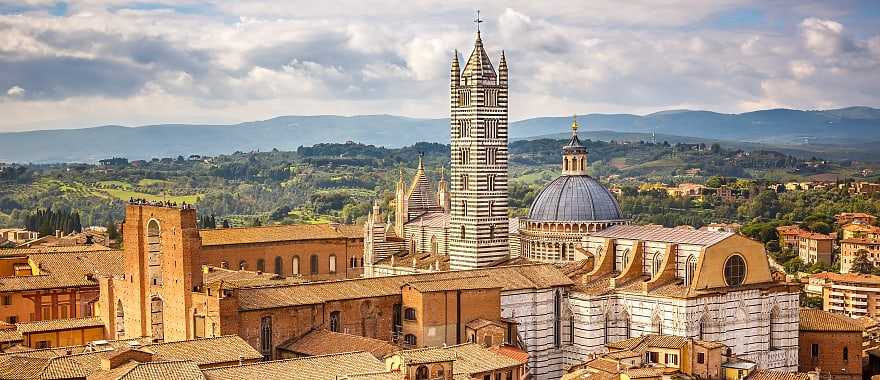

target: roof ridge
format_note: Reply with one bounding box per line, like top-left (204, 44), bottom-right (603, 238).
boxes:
top-left (204, 350), bottom-right (373, 370)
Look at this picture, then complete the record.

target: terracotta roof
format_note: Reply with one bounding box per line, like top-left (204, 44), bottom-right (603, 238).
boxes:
top-left (798, 232), bottom-right (835, 240)
top-left (0, 356), bottom-right (49, 379)
top-left (465, 319), bottom-right (505, 331)
top-left (374, 250), bottom-right (449, 271)
top-left (0, 250), bottom-right (123, 292)
top-left (800, 309), bottom-right (863, 332)
top-left (236, 264), bottom-right (572, 311)
top-left (0, 244), bottom-right (112, 257)
top-left (15, 317), bottom-right (104, 334)
top-left (855, 317), bottom-right (879, 330)
top-left (605, 335), bottom-right (713, 352)
top-left (199, 224), bottom-right (362, 246)
top-left (202, 266), bottom-right (306, 290)
top-left (749, 369), bottom-right (811, 380)
top-left (488, 345), bottom-right (528, 365)
top-left (93, 360), bottom-right (206, 380)
top-left (604, 349), bottom-right (640, 360)
top-left (141, 336), bottom-right (262, 366)
top-left (404, 275), bottom-right (500, 292)
top-left (624, 366), bottom-right (667, 378)
top-left (590, 225), bottom-right (733, 246)
top-left (0, 328), bottom-right (23, 344)
top-left (279, 330), bottom-right (400, 359)
top-left (808, 272), bottom-right (880, 285)
top-left (584, 357), bottom-right (621, 373)
top-left (202, 351), bottom-right (386, 380)
top-left (392, 343), bottom-right (523, 376)
top-left (841, 238), bottom-right (880, 245)
top-left (0, 336), bottom-right (259, 379)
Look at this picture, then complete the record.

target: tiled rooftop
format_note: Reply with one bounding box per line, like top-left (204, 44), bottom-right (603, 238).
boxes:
top-left (202, 351), bottom-right (386, 380)
top-left (236, 264), bottom-right (572, 311)
top-left (199, 224), bottom-right (362, 246)
top-left (0, 244), bottom-right (112, 257)
top-left (392, 343), bottom-right (523, 376)
top-left (749, 369), bottom-right (811, 380)
top-left (15, 317), bottom-right (104, 334)
top-left (404, 275), bottom-right (500, 292)
top-left (800, 309), bottom-right (863, 332)
top-left (279, 329), bottom-right (400, 359)
top-left (0, 250), bottom-right (123, 292)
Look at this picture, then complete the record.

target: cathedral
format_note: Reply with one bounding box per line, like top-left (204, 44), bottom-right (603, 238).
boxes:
top-left (362, 22), bottom-right (801, 378)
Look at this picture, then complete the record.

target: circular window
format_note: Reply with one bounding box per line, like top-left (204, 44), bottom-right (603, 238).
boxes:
top-left (724, 255), bottom-right (746, 286)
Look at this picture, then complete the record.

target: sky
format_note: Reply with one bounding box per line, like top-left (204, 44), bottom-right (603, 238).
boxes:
top-left (0, 1), bottom-right (879, 132)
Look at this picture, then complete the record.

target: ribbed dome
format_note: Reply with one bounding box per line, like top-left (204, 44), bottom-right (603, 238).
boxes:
top-left (527, 175), bottom-right (623, 222)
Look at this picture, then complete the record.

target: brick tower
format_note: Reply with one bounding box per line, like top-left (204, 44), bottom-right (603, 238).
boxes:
top-left (448, 22), bottom-right (510, 270)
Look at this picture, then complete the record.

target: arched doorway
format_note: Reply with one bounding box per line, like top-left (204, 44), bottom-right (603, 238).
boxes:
top-left (150, 296), bottom-right (164, 342)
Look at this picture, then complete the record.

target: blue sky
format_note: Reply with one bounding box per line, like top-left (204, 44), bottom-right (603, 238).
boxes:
top-left (0, 0), bottom-right (878, 132)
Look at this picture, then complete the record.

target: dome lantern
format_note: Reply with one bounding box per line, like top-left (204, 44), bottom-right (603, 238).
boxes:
top-left (562, 115), bottom-right (588, 176)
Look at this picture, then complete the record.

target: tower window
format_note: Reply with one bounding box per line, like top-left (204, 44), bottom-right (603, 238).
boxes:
top-left (723, 254), bottom-right (746, 286)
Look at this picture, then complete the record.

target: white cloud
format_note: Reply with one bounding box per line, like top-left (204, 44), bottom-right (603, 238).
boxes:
top-left (6, 86), bottom-right (25, 97)
top-left (0, 1), bottom-right (878, 132)
top-left (800, 17), bottom-right (848, 56)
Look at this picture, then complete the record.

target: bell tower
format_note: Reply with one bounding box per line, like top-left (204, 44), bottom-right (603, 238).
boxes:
top-left (448, 14), bottom-right (510, 270)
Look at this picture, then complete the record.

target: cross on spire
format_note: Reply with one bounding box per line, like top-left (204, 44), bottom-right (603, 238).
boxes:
top-left (474, 10), bottom-right (483, 33)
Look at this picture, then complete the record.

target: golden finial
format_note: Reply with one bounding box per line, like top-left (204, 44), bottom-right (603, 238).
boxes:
top-left (571, 114), bottom-right (579, 133)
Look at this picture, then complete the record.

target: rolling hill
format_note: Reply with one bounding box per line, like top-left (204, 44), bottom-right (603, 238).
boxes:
top-left (1, 107), bottom-right (878, 163)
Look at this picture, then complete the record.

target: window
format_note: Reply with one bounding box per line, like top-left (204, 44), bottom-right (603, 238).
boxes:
top-left (553, 290), bottom-right (562, 348)
top-left (239, 260), bottom-right (247, 270)
top-left (404, 334), bottom-right (417, 346)
top-left (147, 220), bottom-right (163, 286)
top-left (652, 252), bottom-right (664, 276)
top-left (415, 365), bottom-right (429, 380)
top-left (490, 224), bottom-right (495, 240)
top-left (645, 351), bottom-right (659, 363)
top-left (2, 295), bottom-right (11, 305)
top-left (487, 174), bottom-right (496, 191)
top-left (291, 256), bottom-right (300, 275)
top-left (495, 373), bottom-right (502, 380)
top-left (260, 316), bottom-right (273, 360)
top-left (59, 305), bottom-right (68, 319)
top-left (811, 343), bottom-right (819, 359)
top-left (844, 346), bottom-right (849, 361)
top-left (461, 225), bottom-right (466, 239)
top-left (618, 248), bottom-right (630, 272)
top-left (36, 341), bottom-right (50, 349)
top-left (6, 316), bottom-right (17, 324)
top-left (724, 255), bottom-right (746, 286)
top-left (686, 255), bottom-right (697, 286)
top-left (697, 352), bottom-right (705, 364)
top-left (41, 305), bottom-right (51, 320)
top-left (330, 311), bottom-right (341, 332)
top-left (256, 259), bottom-right (266, 272)
top-left (666, 353), bottom-right (678, 365)
top-left (506, 371), bottom-right (513, 380)
top-left (404, 308), bottom-right (417, 321)
top-left (462, 200), bottom-right (468, 216)
top-left (310, 255), bottom-right (319, 274)
top-left (274, 256), bottom-right (283, 275)
top-left (329, 255), bottom-right (337, 273)
top-left (484, 335), bottom-right (493, 347)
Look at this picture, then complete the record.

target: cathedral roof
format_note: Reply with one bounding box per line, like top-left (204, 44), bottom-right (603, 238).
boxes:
top-left (406, 157), bottom-right (438, 211)
top-left (527, 175), bottom-right (623, 222)
top-left (461, 32), bottom-right (497, 84)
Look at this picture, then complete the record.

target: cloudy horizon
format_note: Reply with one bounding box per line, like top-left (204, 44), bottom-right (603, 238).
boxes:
top-left (1, 0), bottom-right (879, 132)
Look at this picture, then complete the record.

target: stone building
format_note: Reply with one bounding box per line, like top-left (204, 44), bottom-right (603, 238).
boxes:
top-left (567, 225), bottom-right (800, 372)
top-left (797, 232), bottom-right (834, 265)
top-left (364, 26), bottom-right (511, 274)
top-left (518, 118), bottom-right (627, 263)
top-left (840, 237), bottom-right (880, 273)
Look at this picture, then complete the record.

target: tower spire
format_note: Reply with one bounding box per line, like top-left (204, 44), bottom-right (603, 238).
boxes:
top-left (474, 9), bottom-right (483, 36)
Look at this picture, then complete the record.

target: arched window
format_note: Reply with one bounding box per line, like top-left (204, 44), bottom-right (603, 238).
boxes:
top-left (617, 248), bottom-right (630, 272)
top-left (770, 306), bottom-right (784, 350)
top-left (274, 256), bottom-right (283, 275)
top-left (462, 200), bottom-right (468, 216)
top-left (724, 255), bottom-right (746, 286)
top-left (404, 308), bottom-right (417, 321)
top-left (147, 220), bottom-right (162, 286)
top-left (256, 259), bottom-right (266, 272)
top-left (329, 311), bottom-right (341, 332)
top-left (239, 260), bottom-right (247, 270)
top-left (115, 300), bottom-right (125, 339)
top-left (430, 236), bottom-right (438, 254)
top-left (553, 290), bottom-right (562, 348)
top-left (844, 346), bottom-right (849, 361)
top-left (460, 225), bottom-right (466, 239)
top-left (685, 255), bottom-right (697, 286)
top-left (564, 158), bottom-right (569, 171)
top-left (150, 296), bottom-right (164, 343)
top-left (310, 255), bottom-right (319, 274)
top-left (404, 334), bottom-right (417, 347)
top-left (291, 256), bottom-right (300, 275)
top-left (415, 365), bottom-right (429, 380)
top-left (329, 255), bottom-right (337, 273)
top-left (260, 316), bottom-right (272, 360)
top-left (652, 313), bottom-right (662, 335)
top-left (652, 252), bottom-right (664, 276)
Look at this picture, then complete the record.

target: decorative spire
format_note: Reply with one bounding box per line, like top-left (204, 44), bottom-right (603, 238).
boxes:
top-left (417, 152), bottom-right (425, 171)
top-left (571, 114), bottom-right (579, 134)
top-left (474, 9), bottom-right (483, 36)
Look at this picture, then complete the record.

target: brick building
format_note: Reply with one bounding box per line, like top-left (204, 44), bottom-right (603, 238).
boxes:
top-left (799, 309), bottom-right (863, 380)
top-left (0, 246), bottom-right (120, 325)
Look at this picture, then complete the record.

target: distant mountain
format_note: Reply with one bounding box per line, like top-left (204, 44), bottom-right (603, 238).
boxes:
top-left (1, 107), bottom-right (878, 163)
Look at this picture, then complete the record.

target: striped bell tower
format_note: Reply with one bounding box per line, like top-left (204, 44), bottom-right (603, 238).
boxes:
top-left (448, 17), bottom-right (510, 270)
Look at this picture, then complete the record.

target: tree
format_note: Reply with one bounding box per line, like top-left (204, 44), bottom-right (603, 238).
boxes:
top-left (851, 249), bottom-right (874, 274)
top-left (106, 221), bottom-right (120, 240)
top-left (222, 219), bottom-right (231, 228)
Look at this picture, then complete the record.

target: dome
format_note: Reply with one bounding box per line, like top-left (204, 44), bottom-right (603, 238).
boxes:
top-left (527, 175), bottom-right (622, 222)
